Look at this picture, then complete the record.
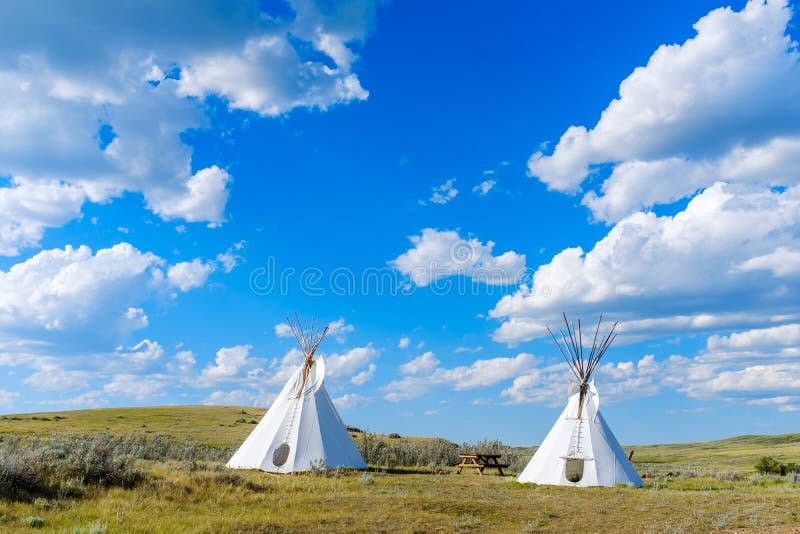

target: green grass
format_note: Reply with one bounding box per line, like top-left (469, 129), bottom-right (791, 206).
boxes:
top-left (0, 406), bottom-right (436, 448)
top-left (630, 433), bottom-right (800, 473)
top-left (1, 406), bottom-right (799, 533)
top-left (0, 406), bottom-right (266, 448)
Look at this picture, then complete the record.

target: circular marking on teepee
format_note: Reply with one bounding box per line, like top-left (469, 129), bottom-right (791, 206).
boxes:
top-left (564, 458), bottom-right (584, 483)
top-left (272, 443), bottom-right (290, 466)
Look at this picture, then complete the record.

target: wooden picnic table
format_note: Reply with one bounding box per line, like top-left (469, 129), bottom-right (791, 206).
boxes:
top-left (455, 453), bottom-right (509, 475)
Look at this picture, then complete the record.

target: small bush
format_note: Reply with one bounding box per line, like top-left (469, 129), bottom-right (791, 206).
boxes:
top-left (214, 472), bottom-right (244, 487)
top-left (204, 471), bottom-right (265, 493)
top-left (71, 521), bottom-right (108, 534)
top-left (754, 456), bottom-right (783, 475)
top-left (33, 497), bottom-right (51, 509)
top-left (387, 433), bottom-right (401, 439)
top-left (711, 512), bottom-right (731, 529)
top-left (0, 441), bottom-right (52, 500)
top-left (309, 459), bottom-right (330, 476)
top-left (714, 470), bottom-right (742, 481)
top-left (182, 459), bottom-right (200, 472)
top-left (521, 520), bottom-right (543, 532)
top-left (452, 513), bottom-right (482, 529)
top-left (23, 516), bottom-right (45, 528)
top-left (59, 479), bottom-right (85, 499)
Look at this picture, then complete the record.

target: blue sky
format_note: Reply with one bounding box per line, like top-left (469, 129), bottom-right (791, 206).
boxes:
top-left (1, 0), bottom-right (799, 445)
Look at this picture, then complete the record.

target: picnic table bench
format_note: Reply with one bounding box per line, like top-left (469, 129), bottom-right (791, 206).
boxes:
top-left (455, 453), bottom-right (509, 475)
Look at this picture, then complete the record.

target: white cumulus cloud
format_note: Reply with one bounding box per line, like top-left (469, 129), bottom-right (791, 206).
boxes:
top-left (326, 344), bottom-right (379, 379)
top-left (399, 352), bottom-right (440, 375)
top-left (384, 353), bottom-right (538, 402)
top-left (0, 178), bottom-right (86, 255)
top-left (103, 373), bottom-right (168, 400)
top-left (472, 179), bottom-right (496, 196)
top-left (333, 393), bottom-right (370, 410)
top-left (0, 243), bottom-right (161, 337)
top-left (0, 242), bottom-right (230, 354)
top-left (0, 0), bottom-right (376, 255)
top-left (390, 228), bottom-right (526, 287)
top-left (167, 259), bottom-right (216, 292)
top-left (200, 345), bottom-right (257, 384)
top-left (0, 389), bottom-right (20, 406)
top-left (529, 0), bottom-right (800, 222)
top-left (490, 183), bottom-right (800, 345)
top-left (427, 178), bottom-right (459, 205)
top-left (351, 364), bottom-right (376, 386)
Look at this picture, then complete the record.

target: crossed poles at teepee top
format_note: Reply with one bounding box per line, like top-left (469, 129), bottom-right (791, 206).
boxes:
top-left (286, 314), bottom-right (330, 399)
top-left (546, 313), bottom-right (618, 419)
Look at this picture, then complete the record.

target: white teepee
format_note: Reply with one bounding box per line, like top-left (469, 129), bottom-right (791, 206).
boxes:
top-left (227, 317), bottom-right (367, 473)
top-left (517, 314), bottom-right (642, 487)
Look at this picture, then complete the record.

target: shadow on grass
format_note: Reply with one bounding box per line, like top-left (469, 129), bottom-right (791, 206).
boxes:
top-left (365, 466), bottom-right (441, 475)
top-left (365, 466), bottom-right (515, 476)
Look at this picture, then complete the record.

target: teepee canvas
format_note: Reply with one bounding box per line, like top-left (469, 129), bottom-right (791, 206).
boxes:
top-left (517, 314), bottom-right (642, 487)
top-left (227, 317), bottom-right (366, 473)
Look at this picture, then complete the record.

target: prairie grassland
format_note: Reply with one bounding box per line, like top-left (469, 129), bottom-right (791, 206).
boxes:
top-left (1, 406), bottom-right (799, 533)
top-left (0, 406), bottom-right (265, 447)
top-left (632, 433), bottom-right (800, 473)
top-left (4, 406), bottom-right (798, 470)
top-left (0, 461), bottom-right (798, 533)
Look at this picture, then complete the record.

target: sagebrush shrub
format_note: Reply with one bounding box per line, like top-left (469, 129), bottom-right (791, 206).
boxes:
top-left (23, 516), bottom-right (45, 528)
top-left (358, 432), bottom-right (459, 468)
top-left (356, 432), bottom-right (527, 471)
top-left (0, 438), bottom-right (53, 500)
top-left (0, 432), bottom-right (234, 501)
top-left (71, 521), bottom-right (108, 534)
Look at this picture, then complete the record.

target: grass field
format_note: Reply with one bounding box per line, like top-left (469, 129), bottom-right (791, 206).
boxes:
top-left (0, 406), bottom-right (265, 447)
top-left (1, 406), bottom-right (799, 533)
